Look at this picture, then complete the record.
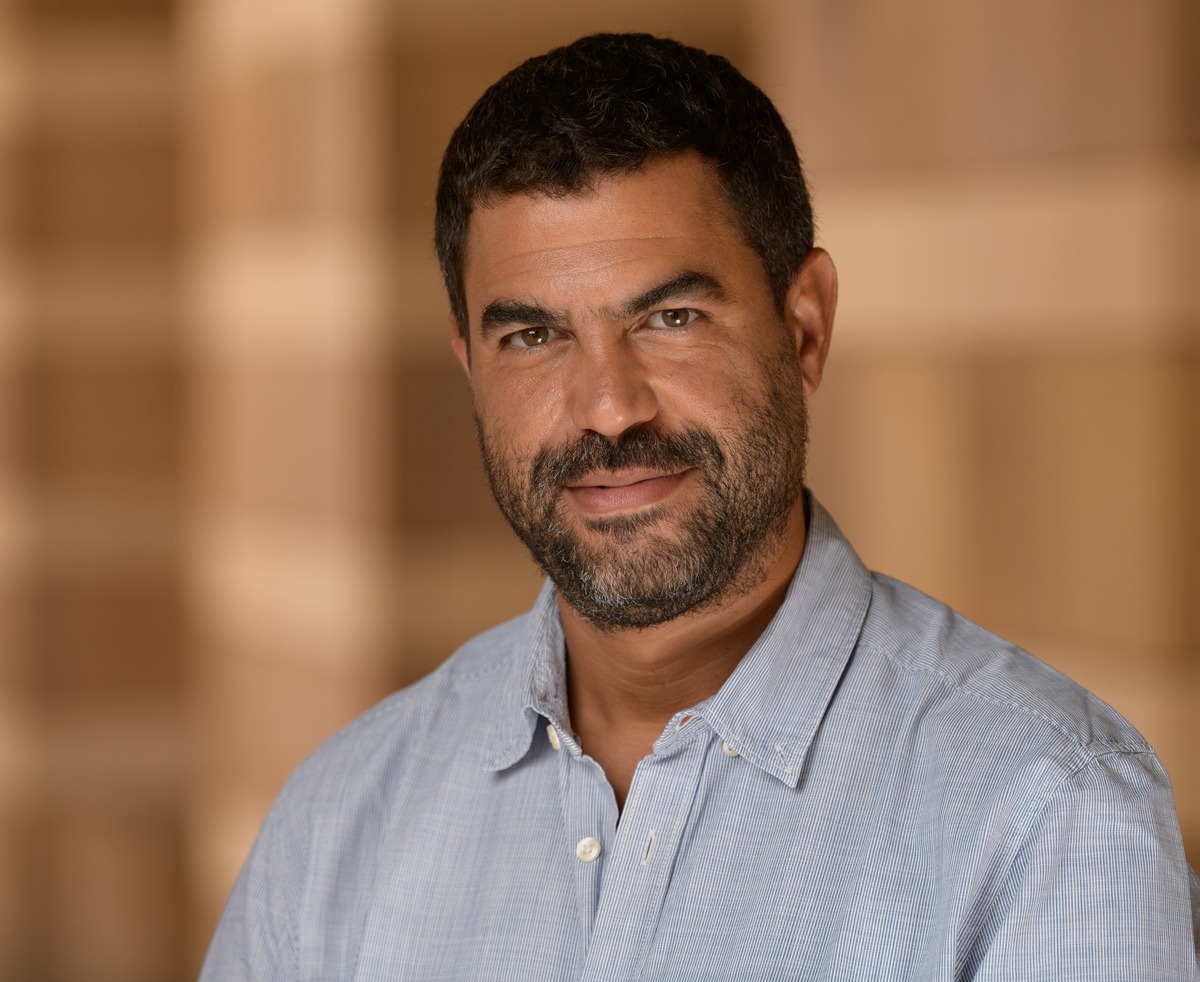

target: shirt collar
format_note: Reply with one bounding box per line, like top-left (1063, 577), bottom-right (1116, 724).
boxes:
top-left (483, 495), bottom-right (872, 786)
top-left (482, 579), bottom-right (567, 771)
top-left (697, 496), bottom-right (872, 786)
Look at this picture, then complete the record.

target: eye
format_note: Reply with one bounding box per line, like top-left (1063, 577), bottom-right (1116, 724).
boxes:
top-left (648, 308), bottom-right (699, 329)
top-left (504, 325), bottom-right (555, 348)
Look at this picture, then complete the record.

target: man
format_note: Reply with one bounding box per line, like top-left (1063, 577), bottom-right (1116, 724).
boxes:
top-left (201, 33), bottom-right (1199, 980)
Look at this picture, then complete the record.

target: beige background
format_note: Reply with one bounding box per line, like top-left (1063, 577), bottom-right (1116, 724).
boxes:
top-left (0, 0), bottom-right (1196, 978)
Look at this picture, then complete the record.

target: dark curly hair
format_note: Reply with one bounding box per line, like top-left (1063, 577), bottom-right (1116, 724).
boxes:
top-left (434, 33), bottom-right (814, 334)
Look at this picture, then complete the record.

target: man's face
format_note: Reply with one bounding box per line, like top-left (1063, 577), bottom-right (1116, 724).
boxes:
top-left (454, 153), bottom-right (829, 629)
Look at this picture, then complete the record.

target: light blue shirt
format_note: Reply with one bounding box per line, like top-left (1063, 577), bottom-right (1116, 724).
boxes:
top-left (201, 498), bottom-right (1200, 980)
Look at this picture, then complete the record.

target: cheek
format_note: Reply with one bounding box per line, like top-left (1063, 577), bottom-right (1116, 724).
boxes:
top-left (657, 359), bottom-right (764, 425)
top-left (472, 388), bottom-right (552, 465)
top-left (472, 369), bottom-right (568, 443)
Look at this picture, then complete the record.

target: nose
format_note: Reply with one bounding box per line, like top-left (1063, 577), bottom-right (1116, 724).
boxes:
top-left (566, 337), bottom-right (658, 439)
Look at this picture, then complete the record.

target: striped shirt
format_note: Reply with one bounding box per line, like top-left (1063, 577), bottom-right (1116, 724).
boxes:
top-left (201, 498), bottom-right (1200, 980)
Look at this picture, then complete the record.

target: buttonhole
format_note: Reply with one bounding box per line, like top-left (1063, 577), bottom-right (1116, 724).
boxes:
top-left (640, 829), bottom-right (656, 866)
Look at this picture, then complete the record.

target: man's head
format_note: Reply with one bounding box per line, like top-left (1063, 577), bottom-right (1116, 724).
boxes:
top-left (437, 36), bottom-right (836, 631)
top-left (435, 32), bottom-right (814, 337)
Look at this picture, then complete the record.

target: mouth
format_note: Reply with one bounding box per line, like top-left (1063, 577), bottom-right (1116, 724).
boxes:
top-left (563, 468), bottom-right (692, 515)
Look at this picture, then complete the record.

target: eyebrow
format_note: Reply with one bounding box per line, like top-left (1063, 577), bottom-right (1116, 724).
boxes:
top-left (617, 270), bottom-right (729, 319)
top-left (478, 299), bottom-right (568, 340)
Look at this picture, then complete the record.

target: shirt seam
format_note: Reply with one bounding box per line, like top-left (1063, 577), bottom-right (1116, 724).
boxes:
top-left (440, 644), bottom-right (527, 683)
top-left (280, 828), bottom-right (302, 979)
top-left (874, 641), bottom-right (1150, 758)
top-left (289, 647), bottom-right (524, 767)
top-left (955, 745), bottom-right (1161, 976)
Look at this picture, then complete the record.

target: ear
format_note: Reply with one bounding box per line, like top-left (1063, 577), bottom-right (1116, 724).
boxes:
top-left (783, 248), bottom-right (837, 397)
top-left (449, 314), bottom-right (471, 380)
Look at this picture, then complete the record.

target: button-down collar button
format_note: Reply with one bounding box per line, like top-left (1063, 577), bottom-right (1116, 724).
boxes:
top-left (546, 724), bottom-right (561, 751)
top-left (721, 740), bottom-right (740, 757)
top-left (576, 836), bottom-right (601, 863)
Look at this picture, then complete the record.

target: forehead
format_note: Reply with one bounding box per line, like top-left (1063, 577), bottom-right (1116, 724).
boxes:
top-left (461, 154), bottom-right (758, 324)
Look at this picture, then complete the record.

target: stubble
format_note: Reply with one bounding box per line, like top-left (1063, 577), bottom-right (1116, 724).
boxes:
top-left (475, 350), bottom-right (809, 630)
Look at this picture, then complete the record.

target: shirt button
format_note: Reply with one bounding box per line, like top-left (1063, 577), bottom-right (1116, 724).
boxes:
top-left (721, 740), bottom-right (739, 757)
top-left (576, 836), bottom-right (602, 863)
top-left (546, 724), bottom-right (561, 751)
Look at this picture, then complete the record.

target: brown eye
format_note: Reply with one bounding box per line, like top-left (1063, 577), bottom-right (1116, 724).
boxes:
top-left (651, 308), bottom-right (698, 329)
top-left (510, 326), bottom-right (552, 347)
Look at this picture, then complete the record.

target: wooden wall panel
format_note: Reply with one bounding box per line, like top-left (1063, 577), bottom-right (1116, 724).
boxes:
top-left (1, 1), bottom-right (186, 979)
top-left (181, 0), bottom-right (394, 964)
top-left (756, 0), bottom-right (1200, 858)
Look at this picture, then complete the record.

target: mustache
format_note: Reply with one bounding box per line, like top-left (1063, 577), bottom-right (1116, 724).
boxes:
top-left (531, 426), bottom-right (726, 490)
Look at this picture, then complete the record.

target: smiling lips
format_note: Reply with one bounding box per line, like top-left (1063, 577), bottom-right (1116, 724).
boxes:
top-left (564, 468), bottom-right (691, 515)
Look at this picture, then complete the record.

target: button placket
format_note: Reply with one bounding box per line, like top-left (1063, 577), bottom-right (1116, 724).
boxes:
top-left (578, 726), bottom-right (710, 981)
top-left (555, 734), bottom-right (618, 945)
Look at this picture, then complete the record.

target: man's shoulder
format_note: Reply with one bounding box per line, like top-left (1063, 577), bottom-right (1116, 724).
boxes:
top-left (858, 571), bottom-right (1152, 761)
top-left (272, 610), bottom-right (533, 815)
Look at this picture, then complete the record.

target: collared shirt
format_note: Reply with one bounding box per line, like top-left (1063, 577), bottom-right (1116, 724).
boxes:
top-left (201, 499), bottom-right (1200, 981)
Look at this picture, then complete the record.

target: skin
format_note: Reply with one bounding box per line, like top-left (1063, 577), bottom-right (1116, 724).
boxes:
top-left (452, 152), bottom-right (838, 808)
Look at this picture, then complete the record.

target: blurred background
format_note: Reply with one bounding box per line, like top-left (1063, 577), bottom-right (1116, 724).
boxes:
top-left (0, 0), bottom-right (1196, 978)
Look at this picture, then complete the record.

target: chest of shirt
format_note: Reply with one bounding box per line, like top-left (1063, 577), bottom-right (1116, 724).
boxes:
top-left (308, 717), bottom-right (1000, 982)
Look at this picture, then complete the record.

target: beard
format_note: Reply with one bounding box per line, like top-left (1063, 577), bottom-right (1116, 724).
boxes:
top-left (475, 353), bottom-right (809, 630)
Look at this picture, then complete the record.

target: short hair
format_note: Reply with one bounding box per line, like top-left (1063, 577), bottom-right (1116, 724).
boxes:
top-left (435, 32), bottom-right (814, 334)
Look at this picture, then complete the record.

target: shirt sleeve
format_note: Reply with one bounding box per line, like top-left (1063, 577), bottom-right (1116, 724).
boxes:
top-left (966, 749), bottom-right (1200, 981)
top-left (197, 804), bottom-right (302, 982)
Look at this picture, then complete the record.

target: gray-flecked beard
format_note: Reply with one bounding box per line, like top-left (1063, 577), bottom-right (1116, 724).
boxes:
top-left (475, 372), bottom-right (808, 630)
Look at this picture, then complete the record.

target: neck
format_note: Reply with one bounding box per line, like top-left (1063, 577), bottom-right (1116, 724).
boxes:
top-left (559, 496), bottom-right (809, 806)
